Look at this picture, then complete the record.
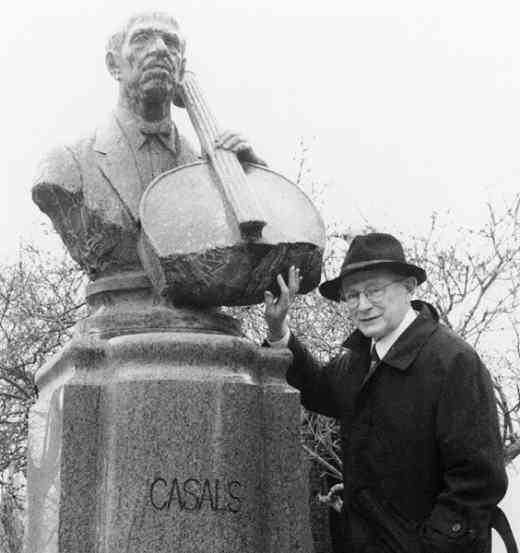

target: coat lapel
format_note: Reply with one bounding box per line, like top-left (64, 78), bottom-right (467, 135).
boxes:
top-left (93, 113), bottom-right (143, 223)
top-left (382, 301), bottom-right (439, 372)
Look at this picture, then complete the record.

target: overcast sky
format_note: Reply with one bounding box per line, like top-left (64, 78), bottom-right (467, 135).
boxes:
top-left (2, 0), bottom-right (519, 539)
top-left (3, 0), bottom-right (520, 258)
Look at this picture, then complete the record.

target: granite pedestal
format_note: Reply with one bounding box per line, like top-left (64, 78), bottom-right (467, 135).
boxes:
top-left (24, 272), bottom-right (313, 553)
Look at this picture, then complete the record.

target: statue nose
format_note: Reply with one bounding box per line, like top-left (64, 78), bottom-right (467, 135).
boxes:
top-left (151, 36), bottom-right (168, 51)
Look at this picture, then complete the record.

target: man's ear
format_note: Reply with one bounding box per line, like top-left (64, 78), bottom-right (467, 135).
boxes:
top-left (404, 276), bottom-right (418, 294)
top-left (105, 51), bottom-right (121, 81)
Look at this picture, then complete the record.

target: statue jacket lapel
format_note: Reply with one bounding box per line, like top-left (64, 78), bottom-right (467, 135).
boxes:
top-left (93, 111), bottom-right (144, 223)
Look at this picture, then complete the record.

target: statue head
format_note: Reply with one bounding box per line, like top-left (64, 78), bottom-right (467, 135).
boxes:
top-left (105, 12), bottom-right (186, 108)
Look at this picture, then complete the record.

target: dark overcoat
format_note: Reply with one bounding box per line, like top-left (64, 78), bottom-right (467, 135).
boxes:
top-left (286, 300), bottom-right (507, 553)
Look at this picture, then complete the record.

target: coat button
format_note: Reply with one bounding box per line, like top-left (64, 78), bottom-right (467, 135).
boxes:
top-left (451, 523), bottom-right (462, 533)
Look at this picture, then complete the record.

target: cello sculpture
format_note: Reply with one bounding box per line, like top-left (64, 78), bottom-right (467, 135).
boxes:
top-left (139, 71), bottom-right (326, 306)
top-left (27, 15), bottom-right (317, 553)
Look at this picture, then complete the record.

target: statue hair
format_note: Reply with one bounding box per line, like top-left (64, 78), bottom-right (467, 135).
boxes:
top-left (106, 12), bottom-right (185, 55)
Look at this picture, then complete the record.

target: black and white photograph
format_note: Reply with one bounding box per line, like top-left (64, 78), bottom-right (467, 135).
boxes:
top-left (1, 1), bottom-right (519, 552)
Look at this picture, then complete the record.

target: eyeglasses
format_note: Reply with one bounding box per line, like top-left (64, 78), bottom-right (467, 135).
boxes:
top-left (341, 279), bottom-right (406, 309)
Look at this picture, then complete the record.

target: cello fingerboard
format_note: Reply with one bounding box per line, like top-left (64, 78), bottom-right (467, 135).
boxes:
top-left (180, 72), bottom-right (266, 240)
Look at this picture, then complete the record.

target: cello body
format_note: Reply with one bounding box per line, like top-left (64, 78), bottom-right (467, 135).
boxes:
top-left (138, 72), bottom-right (326, 307)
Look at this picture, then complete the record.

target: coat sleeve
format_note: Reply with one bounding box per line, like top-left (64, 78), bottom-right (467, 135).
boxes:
top-left (421, 348), bottom-right (508, 553)
top-left (284, 333), bottom-right (345, 419)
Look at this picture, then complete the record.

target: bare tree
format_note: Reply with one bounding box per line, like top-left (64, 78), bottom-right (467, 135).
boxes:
top-left (0, 190), bottom-right (519, 552)
top-left (0, 243), bottom-right (85, 551)
top-left (406, 197), bottom-right (520, 465)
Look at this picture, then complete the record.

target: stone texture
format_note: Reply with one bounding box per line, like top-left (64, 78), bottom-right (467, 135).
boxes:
top-left (25, 276), bottom-right (314, 553)
top-left (28, 12), bottom-right (323, 552)
top-left (78, 271), bottom-right (243, 339)
top-left (26, 334), bottom-right (313, 553)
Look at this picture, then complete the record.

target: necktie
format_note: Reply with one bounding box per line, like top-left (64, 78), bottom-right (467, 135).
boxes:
top-left (364, 344), bottom-right (380, 383)
top-left (138, 120), bottom-right (172, 137)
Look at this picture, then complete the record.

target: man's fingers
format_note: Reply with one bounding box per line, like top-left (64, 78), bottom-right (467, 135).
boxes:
top-left (288, 266), bottom-right (302, 296)
top-left (277, 273), bottom-right (289, 297)
top-left (265, 271), bottom-right (299, 313)
top-left (329, 483), bottom-right (344, 496)
top-left (317, 491), bottom-right (343, 513)
top-left (264, 290), bottom-right (274, 308)
top-left (288, 266), bottom-right (298, 289)
top-left (331, 497), bottom-right (343, 513)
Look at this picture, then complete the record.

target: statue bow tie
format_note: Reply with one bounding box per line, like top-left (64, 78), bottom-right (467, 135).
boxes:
top-left (139, 120), bottom-right (172, 137)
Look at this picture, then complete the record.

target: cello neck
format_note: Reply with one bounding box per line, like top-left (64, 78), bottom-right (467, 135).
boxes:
top-left (179, 71), bottom-right (266, 241)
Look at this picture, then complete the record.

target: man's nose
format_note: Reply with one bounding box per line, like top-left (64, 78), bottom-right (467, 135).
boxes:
top-left (357, 292), bottom-right (372, 310)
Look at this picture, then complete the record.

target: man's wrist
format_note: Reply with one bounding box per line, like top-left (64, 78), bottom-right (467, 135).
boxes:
top-left (267, 322), bottom-right (290, 343)
top-left (267, 327), bottom-right (291, 348)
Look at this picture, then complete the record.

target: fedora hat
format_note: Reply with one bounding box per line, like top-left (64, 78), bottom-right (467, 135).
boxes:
top-left (319, 232), bottom-right (427, 302)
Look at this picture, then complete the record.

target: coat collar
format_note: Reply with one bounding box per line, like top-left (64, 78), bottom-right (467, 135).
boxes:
top-left (342, 300), bottom-right (439, 372)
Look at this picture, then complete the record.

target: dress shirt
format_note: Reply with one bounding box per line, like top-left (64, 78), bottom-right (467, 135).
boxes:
top-left (114, 106), bottom-right (180, 188)
top-left (371, 307), bottom-right (418, 360)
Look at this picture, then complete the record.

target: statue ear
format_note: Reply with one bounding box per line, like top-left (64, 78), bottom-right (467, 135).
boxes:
top-left (172, 57), bottom-right (187, 108)
top-left (105, 51), bottom-right (121, 81)
top-left (179, 56), bottom-right (186, 81)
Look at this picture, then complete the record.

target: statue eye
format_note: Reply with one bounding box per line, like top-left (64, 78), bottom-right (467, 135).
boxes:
top-left (164, 34), bottom-right (180, 49)
top-left (132, 32), bottom-right (149, 44)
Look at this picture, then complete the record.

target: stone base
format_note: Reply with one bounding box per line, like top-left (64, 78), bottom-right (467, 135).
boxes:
top-left (25, 330), bottom-right (313, 553)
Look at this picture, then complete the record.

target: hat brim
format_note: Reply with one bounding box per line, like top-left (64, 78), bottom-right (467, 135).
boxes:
top-left (319, 260), bottom-right (427, 302)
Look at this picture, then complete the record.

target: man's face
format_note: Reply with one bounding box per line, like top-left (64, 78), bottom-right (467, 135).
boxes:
top-left (117, 17), bottom-right (185, 103)
top-left (340, 269), bottom-right (414, 340)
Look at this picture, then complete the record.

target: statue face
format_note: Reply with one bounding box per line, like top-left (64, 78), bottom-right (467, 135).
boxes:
top-left (118, 17), bottom-right (185, 104)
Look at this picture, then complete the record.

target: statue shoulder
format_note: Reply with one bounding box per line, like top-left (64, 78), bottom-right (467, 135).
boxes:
top-left (33, 142), bottom-right (85, 195)
top-left (32, 113), bottom-right (112, 196)
top-left (32, 133), bottom-right (95, 214)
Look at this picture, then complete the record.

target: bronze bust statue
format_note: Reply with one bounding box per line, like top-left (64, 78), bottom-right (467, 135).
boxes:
top-left (33, 11), bottom-right (325, 309)
top-left (32, 12), bottom-right (263, 282)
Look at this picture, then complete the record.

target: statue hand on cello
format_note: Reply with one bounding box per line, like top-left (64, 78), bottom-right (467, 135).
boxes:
top-left (215, 130), bottom-right (267, 166)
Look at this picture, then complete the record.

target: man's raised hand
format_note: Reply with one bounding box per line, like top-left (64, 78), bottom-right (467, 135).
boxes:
top-left (263, 266), bottom-right (301, 342)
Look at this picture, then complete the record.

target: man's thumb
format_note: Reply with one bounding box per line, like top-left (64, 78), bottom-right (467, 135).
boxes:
top-left (264, 290), bottom-right (274, 307)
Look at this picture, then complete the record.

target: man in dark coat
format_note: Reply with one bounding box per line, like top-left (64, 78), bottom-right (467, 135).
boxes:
top-left (264, 233), bottom-right (510, 553)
